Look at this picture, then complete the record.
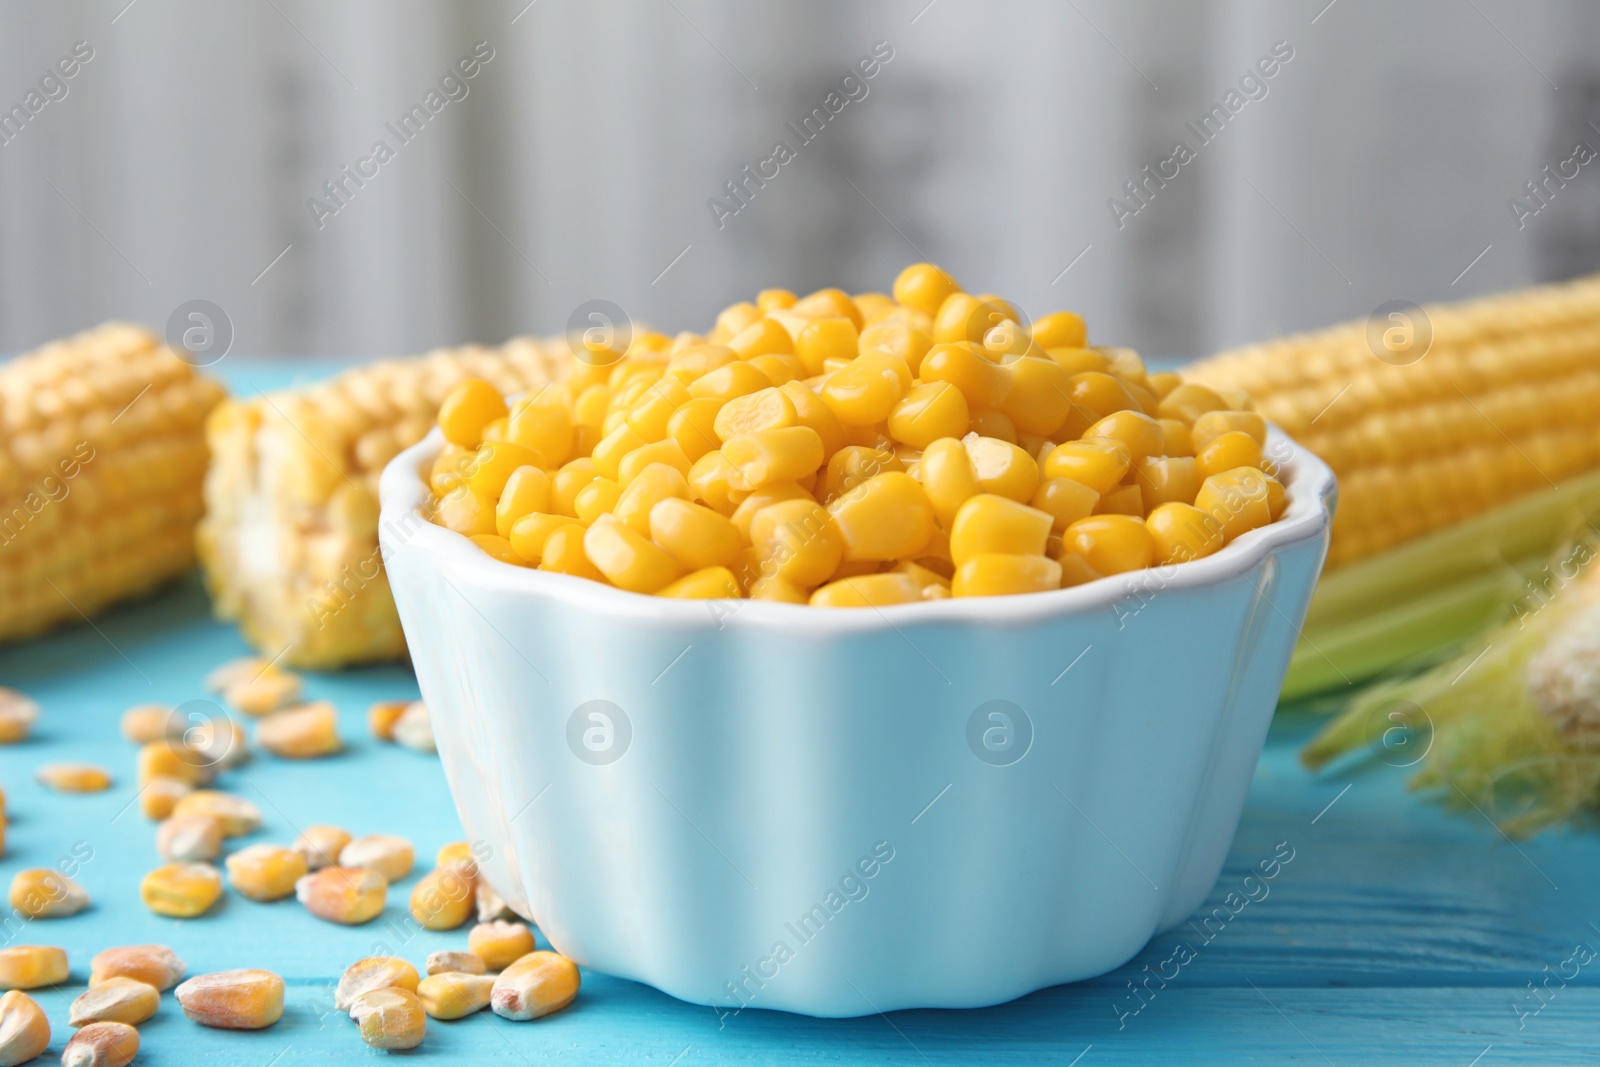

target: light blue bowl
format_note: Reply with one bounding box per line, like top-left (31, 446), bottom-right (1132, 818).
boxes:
top-left (379, 427), bottom-right (1334, 1017)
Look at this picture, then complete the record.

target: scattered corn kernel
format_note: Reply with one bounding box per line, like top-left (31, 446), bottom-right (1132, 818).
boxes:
top-left (367, 700), bottom-right (407, 741)
top-left (417, 972), bottom-right (495, 1020)
top-left (339, 835), bottom-right (414, 882)
top-left (490, 951), bottom-right (581, 1021)
top-left (351, 987), bottom-right (427, 1050)
top-left (68, 977), bottom-right (159, 1027)
top-left (9, 869), bottom-right (88, 918)
top-left (120, 704), bottom-right (182, 744)
top-left (0, 689), bottom-right (39, 745)
top-left (0, 990), bottom-right (49, 1065)
top-left (61, 1020), bottom-right (138, 1067)
top-left (35, 763), bottom-right (112, 793)
top-left (477, 881), bottom-right (514, 923)
top-left (469, 920), bottom-right (537, 971)
top-left (157, 815), bottom-right (223, 863)
top-left (89, 945), bottom-right (186, 991)
top-left (296, 867), bottom-right (387, 925)
top-left (410, 862), bottom-right (477, 931)
top-left (292, 825), bottom-right (352, 871)
top-left (171, 791), bottom-right (261, 837)
top-left (335, 957), bottom-right (420, 1012)
top-left (256, 701), bottom-right (341, 759)
top-left (425, 951), bottom-right (486, 977)
top-left (223, 671), bottom-right (302, 716)
top-left (225, 844), bottom-right (308, 902)
top-left (137, 740), bottom-right (212, 789)
top-left (141, 863), bottom-right (222, 918)
top-left (392, 701), bottom-right (435, 752)
top-left (174, 969), bottom-right (285, 1029)
top-left (0, 947), bottom-right (67, 991)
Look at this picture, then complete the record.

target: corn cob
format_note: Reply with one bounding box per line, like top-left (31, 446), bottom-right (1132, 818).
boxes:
top-left (0, 323), bottom-right (225, 643)
top-left (197, 339), bottom-right (568, 669)
top-left (1187, 273), bottom-right (1600, 569)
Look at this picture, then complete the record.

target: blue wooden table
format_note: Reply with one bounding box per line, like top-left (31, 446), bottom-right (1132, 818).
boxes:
top-left (0, 358), bottom-right (1595, 1064)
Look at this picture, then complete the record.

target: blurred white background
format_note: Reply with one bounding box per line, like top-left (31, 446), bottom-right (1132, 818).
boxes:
top-left (1, 0), bottom-right (1598, 361)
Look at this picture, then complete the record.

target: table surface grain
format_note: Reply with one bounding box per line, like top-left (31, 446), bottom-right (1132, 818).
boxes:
top-left (0, 357), bottom-right (1594, 1065)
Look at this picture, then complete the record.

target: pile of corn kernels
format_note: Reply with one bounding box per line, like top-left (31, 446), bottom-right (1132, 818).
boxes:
top-left (0, 678), bottom-right (579, 1059)
top-left (427, 263), bottom-right (1286, 604)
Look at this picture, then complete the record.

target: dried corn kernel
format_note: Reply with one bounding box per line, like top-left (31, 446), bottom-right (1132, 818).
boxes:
top-left (0, 990), bottom-right (49, 1064)
top-left (62, 1020), bottom-right (138, 1067)
top-left (292, 825), bottom-right (352, 871)
top-left (410, 862), bottom-right (477, 931)
top-left (137, 740), bottom-right (212, 789)
top-left (172, 791), bottom-right (261, 837)
top-left (393, 700), bottom-right (435, 752)
top-left (205, 658), bottom-right (265, 693)
top-left (0, 947), bottom-right (67, 991)
top-left (426, 951), bottom-right (486, 977)
top-left (297, 867), bottom-right (386, 925)
top-left (0, 690), bottom-right (39, 745)
top-left (141, 863), bottom-right (222, 918)
top-left (157, 815), bottom-right (223, 863)
top-left (335, 957), bottom-right (420, 1012)
top-left (367, 700), bottom-right (407, 741)
top-left (469, 920), bottom-right (537, 971)
top-left (89, 945), bottom-right (185, 991)
top-left (352, 987), bottom-right (426, 1050)
top-left (175, 969), bottom-right (285, 1029)
top-left (417, 971), bottom-right (495, 1020)
top-left (223, 671), bottom-right (302, 716)
top-left (1063, 515), bottom-right (1156, 576)
top-left (490, 951), bottom-right (580, 1021)
top-left (9, 869), bottom-right (88, 918)
top-left (68, 977), bottom-right (159, 1027)
top-left (35, 763), bottom-right (111, 793)
top-left (120, 704), bottom-right (182, 744)
top-left (256, 701), bottom-right (341, 759)
top-left (225, 844), bottom-right (308, 902)
top-left (476, 881), bottom-right (514, 923)
top-left (339, 835), bottom-right (414, 882)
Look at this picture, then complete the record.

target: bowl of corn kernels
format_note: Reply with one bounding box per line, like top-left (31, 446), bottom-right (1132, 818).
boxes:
top-left (377, 263), bottom-right (1336, 1017)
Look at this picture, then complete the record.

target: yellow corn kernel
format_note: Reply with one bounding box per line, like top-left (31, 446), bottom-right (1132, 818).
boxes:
top-left (120, 704), bottom-right (182, 745)
top-left (648, 498), bottom-right (743, 572)
top-left (616, 439), bottom-right (692, 486)
top-left (916, 438), bottom-right (981, 526)
top-left (1195, 430), bottom-right (1264, 482)
top-left (339, 835), bottom-right (414, 881)
top-left (583, 515), bottom-right (683, 594)
top-left (222, 671), bottom-right (302, 717)
top-left (0, 990), bottom-right (49, 1064)
top-left (1158, 418), bottom-right (1194, 456)
top-left (888, 381), bottom-right (969, 449)
top-left (658, 567), bottom-right (741, 598)
top-left (748, 574), bottom-right (810, 602)
top-left (818, 446), bottom-right (901, 504)
top-left (1067, 371), bottom-right (1143, 421)
top-left (175, 969), bottom-right (285, 1030)
top-left (157, 815), bottom-right (224, 863)
top-left (771, 381), bottom-right (842, 456)
top-left (793, 318), bottom-right (860, 377)
top-left (666, 342), bottom-right (737, 383)
top-left (728, 317), bottom-right (795, 361)
top-left (509, 514), bottom-right (581, 565)
top-left (417, 972), bottom-right (495, 1020)
top-left (464, 441), bottom-right (542, 499)
top-left (858, 320), bottom-right (934, 372)
top-left (438, 379), bottom-right (508, 449)
top-left (1030, 478), bottom-right (1099, 534)
top-left (992, 356), bottom-right (1069, 437)
top-left (614, 463), bottom-right (689, 536)
top-left (756, 288), bottom-right (797, 313)
top-left (89, 945), bottom-right (185, 991)
top-left (1043, 439), bottom-right (1131, 495)
top-left (714, 387), bottom-right (796, 442)
top-left (137, 739), bottom-right (211, 789)
top-left (495, 466), bottom-right (553, 538)
top-left (410, 861), bottom-right (477, 931)
top-left (1094, 485), bottom-right (1144, 516)
top-left (34, 762), bottom-right (111, 793)
top-left (68, 977), bottom-right (160, 1027)
top-left (1058, 552), bottom-right (1101, 587)
top-left (1156, 381), bottom-right (1226, 425)
top-left (712, 301), bottom-right (762, 341)
top-left (369, 701), bottom-right (406, 741)
top-left (1132, 456), bottom-right (1201, 510)
top-left (687, 359), bottom-right (771, 403)
top-left (722, 427), bottom-right (825, 490)
top-left (748, 499), bottom-right (844, 588)
top-left (820, 351), bottom-right (913, 426)
top-left (893, 263), bottom-right (962, 318)
top-left (1146, 502), bottom-right (1226, 565)
top-left (468, 920), bottom-right (538, 971)
top-left (949, 495), bottom-right (1053, 565)
top-left (667, 398), bottom-right (726, 467)
top-left (826, 471), bottom-right (934, 562)
top-left (1045, 346), bottom-right (1108, 377)
top-left (573, 476), bottom-right (622, 525)
top-left (1084, 409), bottom-right (1164, 461)
top-left (1063, 515), bottom-right (1156, 575)
top-left (965, 435), bottom-right (1040, 502)
top-left (893, 560), bottom-right (952, 596)
top-left (952, 554), bottom-right (1062, 597)
top-left (1195, 467), bottom-right (1275, 542)
top-left (427, 950), bottom-right (487, 976)
top-left (792, 287), bottom-right (863, 328)
top-left (809, 572), bottom-right (924, 607)
top-left (506, 394), bottom-right (575, 468)
top-left (336, 957), bottom-right (421, 1012)
top-left (490, 951), bottom-right (581, 1021)
top-left (225, 845), bottom-right (308, 903)
top-left (1146, 370), bottom-right (1182, 399)
top-left (930, 292), bottom-right (988, 344)
top-left (473, 531), bottom-right (527, 565)
top-left (623, 376), bottom-right (692, 443)
top-left (0, 946), bottom-right (67, 991)
top-left (256, 701), bottom-right (341, 759)
top-left (9, 869), bottom-right (88, 918)
top-left (140, 863), bottom-right (222, 918)
top-left (434, 486), bottom-right (498, 537)
top-left (1266, 475), bottom-right (1286, 520)
top-left (588, 422), bottom-right (645, 481)
top-left (1105, 347), bottom-right (1149, 386)
top-left (917, 342), bottom-right (1011, 410)
top-left (1031, 310), bottom-right (1088, 350)
top-left (0, 690), bottom-right (36, 745)
top-left (292, 825), bottom-right (352, 872)
top-left (967, 408), bottom-right (1018, 444)
top-left (296, 867), bottom-right (387, 925)
top-left (550, 458), bottom-right (599, 517)
top-left (539, 525), bottom-right (605, 580)
top-left (62, 1020), bottom-right (139, 1066)
top-left (1191, 409), bottom-right (1267, 453)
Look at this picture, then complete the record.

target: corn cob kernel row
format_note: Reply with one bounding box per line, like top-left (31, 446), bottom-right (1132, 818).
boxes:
top-left (1, 323), bottom-right (226, 643)
top-left (198, 338), bottom-right (570, 669)
top-left (1186, 273), bottom-right (1600, 567)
